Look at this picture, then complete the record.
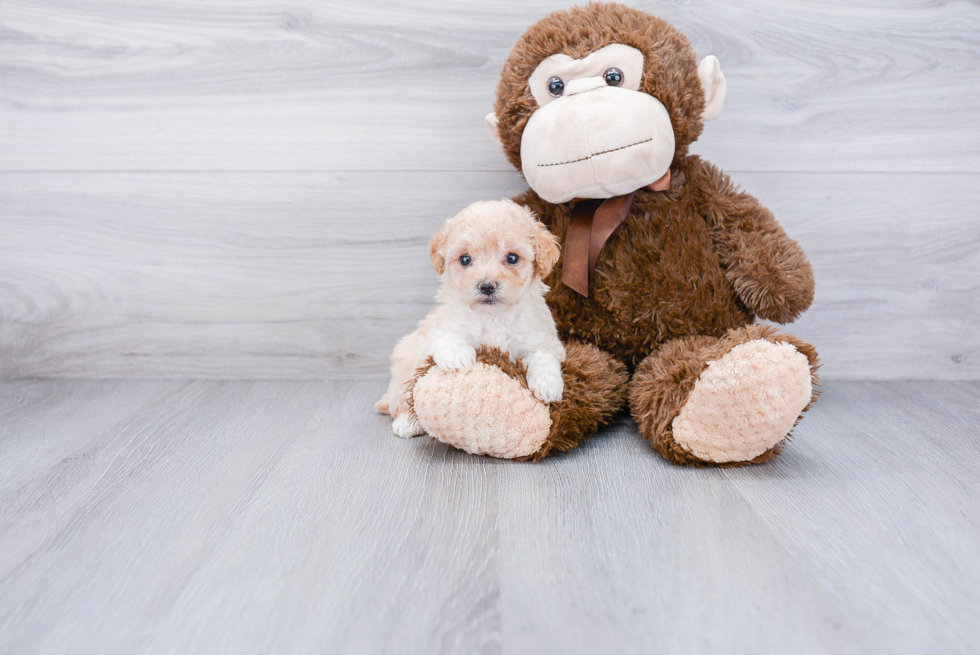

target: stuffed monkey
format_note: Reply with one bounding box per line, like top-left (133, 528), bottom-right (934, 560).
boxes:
top-left (408, 3), bottom-right (818, 466)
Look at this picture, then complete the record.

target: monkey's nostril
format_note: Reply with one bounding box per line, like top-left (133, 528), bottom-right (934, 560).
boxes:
top-left (479, 282), bottom-right (497, 296)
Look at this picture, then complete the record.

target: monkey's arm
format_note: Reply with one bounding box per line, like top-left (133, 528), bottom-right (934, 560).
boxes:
top-left (693, 158), bottom-right (814, 323)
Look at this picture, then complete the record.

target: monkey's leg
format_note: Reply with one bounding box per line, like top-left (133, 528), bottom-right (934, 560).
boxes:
top-left (629, 325), bottom-right (819, 466)
top-left (410, 341), bottom-right (629, 460)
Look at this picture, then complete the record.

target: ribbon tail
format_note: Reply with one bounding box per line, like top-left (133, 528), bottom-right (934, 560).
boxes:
top-left (562, 200), bottom-right (600, 297)
top-left (560, 175), bottom-right (666, 297)
top-left (561, 193), bottom-right (636, 297)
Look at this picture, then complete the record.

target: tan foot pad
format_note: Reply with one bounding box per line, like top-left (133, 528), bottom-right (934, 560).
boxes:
top-left (413, 362), bottom-right (552, 459)
top-left (672, 339), bottom-right (812, 463)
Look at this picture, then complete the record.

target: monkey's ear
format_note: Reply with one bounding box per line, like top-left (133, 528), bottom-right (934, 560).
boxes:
top-left (485, 113), bottom-right (502, 145)
top-left (697, 56), bottom-right (727, 121)
top-left (429, 229), bottom-right (448, 275)
top-left (532, 221), bottom-right (561, 278)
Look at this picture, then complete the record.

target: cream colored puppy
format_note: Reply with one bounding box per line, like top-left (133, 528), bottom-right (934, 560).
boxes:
top-left (376, 199), bottom-right (565, 438)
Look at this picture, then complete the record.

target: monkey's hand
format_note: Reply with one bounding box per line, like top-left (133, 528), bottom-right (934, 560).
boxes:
top-left (721, 226), bottom-right (815, 324)
top-left (695, 158), bottom-right (814, 323)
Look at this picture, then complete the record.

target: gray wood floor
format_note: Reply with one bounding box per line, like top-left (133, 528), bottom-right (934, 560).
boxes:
top-left (1, 379), bottom-right (978, 654)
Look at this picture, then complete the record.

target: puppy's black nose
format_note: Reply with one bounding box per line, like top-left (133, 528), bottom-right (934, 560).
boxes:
top-left (479, 282), bottom-right (497, 296)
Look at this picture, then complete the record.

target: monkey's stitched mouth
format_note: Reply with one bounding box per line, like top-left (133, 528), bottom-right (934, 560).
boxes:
top-left (537, 137), bottom-right (653, 168)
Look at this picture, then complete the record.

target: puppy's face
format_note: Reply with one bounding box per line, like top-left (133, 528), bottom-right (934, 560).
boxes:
top-left (430, 200), bottom-right (560, 310)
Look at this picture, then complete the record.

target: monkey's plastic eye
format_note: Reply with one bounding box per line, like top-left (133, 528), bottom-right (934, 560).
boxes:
top-left (603, 68), bottom-right (624, 87)
top-left (548, 77), bottom-right (565, 97)
top-left (459, 254), bottom-right (472, 267)
top-left (506, 253), bottom-right (520, 265)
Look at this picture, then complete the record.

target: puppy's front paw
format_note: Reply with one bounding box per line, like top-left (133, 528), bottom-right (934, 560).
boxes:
top-left (392, 413), bottom-right (425, 438)
top-left (431, 342), bottom-right (477, 372)
top-left (526, 367), bottom-right (564, 403)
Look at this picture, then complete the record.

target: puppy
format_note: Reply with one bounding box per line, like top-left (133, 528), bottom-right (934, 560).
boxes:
top-left (376, 199), bottom-right (565, 438)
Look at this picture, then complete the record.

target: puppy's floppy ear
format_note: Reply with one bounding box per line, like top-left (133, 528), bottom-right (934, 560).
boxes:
top-left (532, 220), bottom-right (561, 278)
top-left (429, 227), bottom-right (448, 275)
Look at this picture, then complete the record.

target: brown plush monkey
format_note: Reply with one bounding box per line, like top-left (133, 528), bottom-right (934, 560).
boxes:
top-left (408, 3), bottom-right (819, 466)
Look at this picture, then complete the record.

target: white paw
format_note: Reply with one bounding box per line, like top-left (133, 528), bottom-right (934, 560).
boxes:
top-left (526, 367), bottom-right (564, 403)
top-left (431, 342), bottom-right (477, 372)
top-left (392, 414), bottom-right (425, 438)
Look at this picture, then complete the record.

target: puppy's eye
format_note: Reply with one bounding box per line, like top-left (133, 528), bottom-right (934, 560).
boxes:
top-left (459, 254), bottom-right (471, 267)
top-left (603, 68), bottom-right (623, 87)
top-left (505, 253), bottom-right (520, 265)
top-left (548, 77), bottom-right (565, 97)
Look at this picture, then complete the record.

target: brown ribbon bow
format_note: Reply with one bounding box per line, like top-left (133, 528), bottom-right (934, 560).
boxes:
top-left (562, 168), bottom-right (672, 297)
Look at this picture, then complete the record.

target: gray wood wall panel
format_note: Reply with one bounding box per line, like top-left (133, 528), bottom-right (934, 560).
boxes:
top-left (1, 171), bottom-right (977, 379)
top-left (1, 0), bottom-right (978, 173)
top-left (1, 0), bottom-right (978, 379)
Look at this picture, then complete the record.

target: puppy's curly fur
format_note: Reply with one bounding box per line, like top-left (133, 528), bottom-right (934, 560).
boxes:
top-left (376, 200), bottom-right (565, 438)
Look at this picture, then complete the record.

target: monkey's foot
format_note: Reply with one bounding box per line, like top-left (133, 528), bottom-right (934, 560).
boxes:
top-left (672, 340), bottom-right (812, 462)
top-left (409, 343), bottom-right (629, 460)
top-left (412, 361), bottom-right (551, 459)
top-left (631, 325), bottom-right (819, 466)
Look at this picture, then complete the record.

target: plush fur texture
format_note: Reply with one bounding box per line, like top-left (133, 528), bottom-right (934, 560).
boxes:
top-left (408, 2), bottom-right (819, 465)
top-left (407, 342), bottom-right (629, 461)
top-left (412, 357), bottom-right (553, 459)
top-left (672, 339), bottom-right (812, 463)
top-left (530, 339), bottom-right (630, 461)
top-left (518, 159), bottom-right (814, 369)
top-left (518, 42), bottom-right (677, 203)
top-left (629, 324), bottom-right (820, 467)
top-left (377, 200), bottom-right (565, 437)
top-left (493, 2), bottom-right (708, 173)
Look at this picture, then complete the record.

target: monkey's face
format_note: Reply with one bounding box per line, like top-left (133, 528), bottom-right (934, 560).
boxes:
top-left (520, 44), bottom-right (675, 203)
top-left (487, 6), bottom-right (727, 204)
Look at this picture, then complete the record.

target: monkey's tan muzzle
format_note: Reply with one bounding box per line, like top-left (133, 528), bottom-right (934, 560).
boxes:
top-left (520, 85), bottom-right (675, 204)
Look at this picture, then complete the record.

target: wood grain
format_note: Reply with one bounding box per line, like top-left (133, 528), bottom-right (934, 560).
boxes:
top-left (0, 0), bottom-right (978, 172)
top-left (2, 170), bottom-right (977, 380)
top-left (1, 0), bottom-right (978, 380)
top-left (0, 379), bottom-right (978, 653)
top-left (2, 3), bottom-right (977, 652)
